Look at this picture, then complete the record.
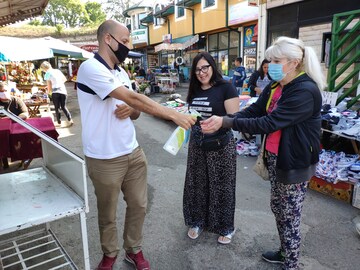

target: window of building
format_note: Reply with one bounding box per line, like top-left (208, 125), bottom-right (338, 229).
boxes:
top-left (153, 4), bottom-right (164, 26)
top-left (208, 31), bottom-right (240, 76)
top-left (202, 0), bottom-right (216, 10)
top-left (132, 14), bottom-right (138, 30)
top-left (218, 32), bottom-right (228, 50)
top-left (175, 0), bottom-right (185, 19)
top-left (138, 13), bottom-right (147, 29)
top-left (208, 34), bottom-right (218, 51)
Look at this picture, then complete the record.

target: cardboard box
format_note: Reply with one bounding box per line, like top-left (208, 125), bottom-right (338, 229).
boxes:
top-left (309, 176), bottom-right (353, 203)
top-left (352, 183), bottom-right (360, 209)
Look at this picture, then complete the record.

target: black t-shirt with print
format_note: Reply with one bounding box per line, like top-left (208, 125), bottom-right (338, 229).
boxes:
top-left (189, 81), bottom-right (238, 119)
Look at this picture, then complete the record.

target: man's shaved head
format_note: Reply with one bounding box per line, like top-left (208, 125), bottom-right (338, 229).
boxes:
top-left (97, 20), bottom-right (128, 41)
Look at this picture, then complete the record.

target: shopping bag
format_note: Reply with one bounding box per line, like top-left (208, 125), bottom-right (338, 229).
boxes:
top-left (252, 136), bottom-right (269, 181)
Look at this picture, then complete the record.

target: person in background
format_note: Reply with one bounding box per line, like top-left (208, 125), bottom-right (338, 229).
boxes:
top-left (0, 82), bottom-right (29, 120)
top-left (201, 36), bottom-right (326, 270)
top-left (0, 82), bottom-right (30, 170)
top-left (138, 66), bottom-right (146, 78)
top-left (145, 68), bottom-right (156, 94)
top-left (76, 20), bottom-right (195, 270)
top-left (184, 52), bottom-right (239, 244)
top-left (40, 61), bottom-right (73, 127)
top-left (71, 64), bottom-right (78, 90)
top-left (248, 59), bottom-right (272, 97)
top-left (232, 57), bottom-right (247, 95)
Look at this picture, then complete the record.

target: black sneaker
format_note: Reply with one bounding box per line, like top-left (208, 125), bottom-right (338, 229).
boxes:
top-left (262, 250), bottom-right (285, 264)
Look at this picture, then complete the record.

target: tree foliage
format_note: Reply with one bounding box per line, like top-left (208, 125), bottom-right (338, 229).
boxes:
top-left (42, 0), bottom-right (106, 27)
top-left (103, 0), bottom-right (138, 22)
top-left (85, 2), bottom-right (107, 25)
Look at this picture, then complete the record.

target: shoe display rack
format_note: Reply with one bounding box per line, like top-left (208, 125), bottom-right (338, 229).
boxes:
top-left (313, 128), bottom-right (360, 208)
top-left (0, 107), bottom-right (90, 269)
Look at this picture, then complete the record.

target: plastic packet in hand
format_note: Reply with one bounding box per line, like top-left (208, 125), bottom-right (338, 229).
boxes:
top-left (189, 109), bottom-right (202, 118)
top-left (163, 126), bottom-right (190, 155)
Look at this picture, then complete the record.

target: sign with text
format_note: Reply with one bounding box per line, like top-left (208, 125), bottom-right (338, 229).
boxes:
top-left (163, 34), bottom-right (172, 43)
top-left (248, 0), bottom-right (258, 6)
top-left (131, 29), bottom-right (148, 45)
top-left (229, 1), bottom-right (258, 26)
top-left (80, 44), bottom-right (98, 53)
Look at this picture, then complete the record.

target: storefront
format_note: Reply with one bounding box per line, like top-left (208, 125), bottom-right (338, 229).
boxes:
top-left (208, 31), bottom-right (240, 77)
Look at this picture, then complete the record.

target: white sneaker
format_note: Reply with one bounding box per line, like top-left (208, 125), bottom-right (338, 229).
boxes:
top-left (67, 119), bottom-right (74, 127)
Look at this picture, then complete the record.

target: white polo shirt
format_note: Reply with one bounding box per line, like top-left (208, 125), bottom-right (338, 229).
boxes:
top-left (77, 54), bottom-right (138, 159)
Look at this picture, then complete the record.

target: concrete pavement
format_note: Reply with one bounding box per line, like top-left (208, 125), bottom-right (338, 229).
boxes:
top-left (24, 82), bottom-right (360, 269)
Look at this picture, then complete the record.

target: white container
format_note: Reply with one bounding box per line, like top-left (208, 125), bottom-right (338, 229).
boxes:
top-left (352, 183), bottom-right (360, 209)
top-left (163, 126), bottom-right (189, 155)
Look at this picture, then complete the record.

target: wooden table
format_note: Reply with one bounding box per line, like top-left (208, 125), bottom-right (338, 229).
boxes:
top-left (23, 99), bottom-right (49, 118)
top-left (17, 84), bottom-right (47, 93)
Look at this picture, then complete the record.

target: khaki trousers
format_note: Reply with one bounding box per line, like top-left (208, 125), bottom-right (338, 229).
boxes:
top-left (85, 147), bottom-right (148, 257)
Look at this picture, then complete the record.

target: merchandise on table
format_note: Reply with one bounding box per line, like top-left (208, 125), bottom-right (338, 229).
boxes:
top-left (315, 149), bottom-right (359, 184)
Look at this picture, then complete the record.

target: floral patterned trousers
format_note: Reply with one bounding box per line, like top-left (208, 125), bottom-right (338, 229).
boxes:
top-left (267, 153), bottom-right (308, 270)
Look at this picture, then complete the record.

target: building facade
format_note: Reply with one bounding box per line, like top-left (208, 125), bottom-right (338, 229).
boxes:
top-left (125, 0), bottom-right (259, 80)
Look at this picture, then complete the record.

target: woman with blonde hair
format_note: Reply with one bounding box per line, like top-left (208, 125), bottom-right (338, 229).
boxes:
top-left (41, 61), bottom-right (73, 127)
top-left (201, 36), bottom-right (326, 270)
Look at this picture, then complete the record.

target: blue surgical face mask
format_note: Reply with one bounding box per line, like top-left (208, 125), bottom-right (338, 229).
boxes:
top-left (268, 63), bottom-right (285, 82)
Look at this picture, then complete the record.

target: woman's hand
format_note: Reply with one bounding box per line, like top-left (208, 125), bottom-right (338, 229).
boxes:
top-left (200, 116), bottom-right (223, 134)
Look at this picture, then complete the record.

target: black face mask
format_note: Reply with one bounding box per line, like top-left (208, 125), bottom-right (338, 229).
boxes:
top-left (108, 34), bottom-right (130, 63)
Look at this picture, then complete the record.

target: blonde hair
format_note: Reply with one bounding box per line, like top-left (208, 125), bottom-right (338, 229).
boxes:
top-left (0, 81), bottom-right (9, 91)
top-left (265, 36), bottom-right (327, 90)
top-left (40, 61), bottom-right (52, 71)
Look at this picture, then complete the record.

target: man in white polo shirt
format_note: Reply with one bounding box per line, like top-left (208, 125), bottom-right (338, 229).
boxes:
top-left (77, 20), bottom-right (195, 270)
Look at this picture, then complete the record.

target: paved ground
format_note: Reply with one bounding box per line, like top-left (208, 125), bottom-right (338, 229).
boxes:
top-left (3, 82), bottom-right (360, 270)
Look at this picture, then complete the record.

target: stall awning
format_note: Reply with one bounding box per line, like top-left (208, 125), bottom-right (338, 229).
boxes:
top-left (0, 0), bottom-right (49, 27)
top-left (0, 36), bottom-right (93, 62)
top-left (0, 36), bottom-right (53, 61)
top-left (154, 34), bottom-right (199, 52)
top-left (34, 37), bottom-right (94, 59)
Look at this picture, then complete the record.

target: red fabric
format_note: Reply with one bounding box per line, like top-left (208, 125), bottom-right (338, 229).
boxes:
top-left (0, 118), bottom-right (12, 157)
top-left (9, 117), bottom-right (59, 161)
top-left (265, 86), bottom-right (282, 155)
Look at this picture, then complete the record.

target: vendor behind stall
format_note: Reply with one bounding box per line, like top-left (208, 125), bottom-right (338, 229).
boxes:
top-left (0, 81), bottom-right (29, 170)
top-left (0, 82), bottom-right (29, 120)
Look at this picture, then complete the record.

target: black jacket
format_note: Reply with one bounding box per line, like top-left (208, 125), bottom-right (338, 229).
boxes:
top-left (224, 73), bottom-right (322, 174)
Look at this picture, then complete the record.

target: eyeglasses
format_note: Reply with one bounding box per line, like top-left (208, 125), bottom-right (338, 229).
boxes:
top-left (195, 65), bottom-right (211, 75)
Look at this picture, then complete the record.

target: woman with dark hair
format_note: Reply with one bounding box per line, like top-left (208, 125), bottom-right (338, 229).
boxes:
top-left (184, 52), bottom-right (239, 244)
top-left (248, 59), bottom-right (272, 97)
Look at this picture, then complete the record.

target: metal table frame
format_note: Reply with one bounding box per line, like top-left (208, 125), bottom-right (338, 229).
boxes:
top-left (0, 107), bottom-right (90, 269)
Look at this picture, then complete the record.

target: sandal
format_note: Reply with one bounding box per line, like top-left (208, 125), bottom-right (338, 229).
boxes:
top-left (218, 229), bottom-right (236, 244)
top-left (187, 226), bottom-right (203, 240)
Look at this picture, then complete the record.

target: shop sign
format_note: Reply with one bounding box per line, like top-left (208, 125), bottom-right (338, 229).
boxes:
top-left (131, 29), bottom-right (148, 45)
top-left (244, 47), bottom-right (256, 56)
top-left (80, 44), bottom-right (99, 53)
top-left (228, 1), bottom-right (258, 26)
top-left (244, 25), bottom-right (256, 47)
top-left (163, 34), bottom-right (172, 43)
top-left (248, 0), bottom-right (258, 6)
